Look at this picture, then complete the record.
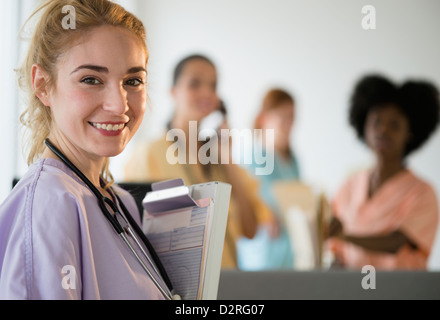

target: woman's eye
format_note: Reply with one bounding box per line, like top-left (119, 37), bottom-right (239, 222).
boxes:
top-left (125, 78), bottom-right (144, 87)
top-left (81, 77), bottom-right (101, 85)
top-left (390, 120), bottom-right (402, 130)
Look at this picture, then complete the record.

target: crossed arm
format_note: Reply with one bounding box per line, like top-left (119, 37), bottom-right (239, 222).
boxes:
top-left (327, 217), bottom-right (418, 254)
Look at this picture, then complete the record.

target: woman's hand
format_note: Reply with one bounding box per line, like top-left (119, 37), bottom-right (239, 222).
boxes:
top-left (223, 164), bottom-right (258, 239)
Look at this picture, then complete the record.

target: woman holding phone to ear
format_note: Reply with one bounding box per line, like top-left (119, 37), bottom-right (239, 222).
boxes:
top-left (0, 0), bottom-right (172, 299)
top-left (125, 54), bottom-right (273, 269)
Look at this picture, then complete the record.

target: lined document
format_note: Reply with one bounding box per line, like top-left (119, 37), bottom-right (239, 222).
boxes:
top-left (142, 180), bottom-right (231, 300)
top-left (144, 204), bottom-right (211, 300)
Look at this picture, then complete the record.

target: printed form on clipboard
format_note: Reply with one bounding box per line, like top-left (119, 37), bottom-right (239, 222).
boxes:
top-left (142, 179), bottom-right (231, 300)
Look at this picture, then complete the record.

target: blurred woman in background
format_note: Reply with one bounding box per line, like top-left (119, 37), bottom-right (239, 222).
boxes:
top-left (327, 75), bottom-right (440, 270)
top-left (124, 54), bottom-right (272, 269)
top-left (238, 88), bottom-right (300, 270)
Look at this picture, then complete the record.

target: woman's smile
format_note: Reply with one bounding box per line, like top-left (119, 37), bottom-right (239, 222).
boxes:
top-left (89, 121), bottom-right (128, 136)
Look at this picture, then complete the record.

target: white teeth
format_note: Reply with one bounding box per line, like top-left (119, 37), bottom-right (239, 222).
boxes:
top-left (91, 122), bottom-right (125, 131)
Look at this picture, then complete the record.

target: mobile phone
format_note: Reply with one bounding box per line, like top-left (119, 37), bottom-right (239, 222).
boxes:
top-left (198, 110), bottom-right (225, 140)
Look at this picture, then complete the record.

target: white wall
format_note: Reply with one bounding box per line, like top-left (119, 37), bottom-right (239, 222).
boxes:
top-left (0, 1), bottom-right (23, 205)
top-left (122, 0), bottom-right (440, 194)
top-left (114, 0), bottom-right (440, 268)
top-left (1, 0), bottom-right (440, 267)
top-left (1, 0), bottom-right (43, 205)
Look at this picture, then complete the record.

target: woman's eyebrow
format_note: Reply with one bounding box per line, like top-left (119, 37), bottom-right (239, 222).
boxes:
top-left (70, 65), bottom-right (146, 75)
top-left (71, 64), bottom-right (109, 74)
top-left (127, 66), bottom-right (147, 74)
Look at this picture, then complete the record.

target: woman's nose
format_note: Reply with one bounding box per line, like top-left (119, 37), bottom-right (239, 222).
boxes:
top-left (376, 121), bottom-right (390, 136)
top-left (102, 83), bottom-right (129, 115)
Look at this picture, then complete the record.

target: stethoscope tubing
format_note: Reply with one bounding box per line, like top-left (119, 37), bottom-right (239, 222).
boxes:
top-left (44, 139), bottom-right (174, 300)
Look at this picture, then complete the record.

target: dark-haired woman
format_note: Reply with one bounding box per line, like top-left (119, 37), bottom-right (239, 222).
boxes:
top-left (124, 54), bottom-right (272, 268)
top-left (327, 75), bottom-right (440, 270)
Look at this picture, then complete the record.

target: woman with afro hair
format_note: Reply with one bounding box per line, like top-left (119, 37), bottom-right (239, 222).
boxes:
top-left (326, 75), bottom-right (440, 270)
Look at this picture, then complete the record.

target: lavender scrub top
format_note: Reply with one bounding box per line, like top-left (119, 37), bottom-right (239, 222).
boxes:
top-left (0, 158), bottom-right (167, 300)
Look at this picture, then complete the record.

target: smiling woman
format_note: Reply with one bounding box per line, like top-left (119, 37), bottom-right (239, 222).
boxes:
top-left (32, 24), bottom-right (147, 192)
top-left (21, 6), bottom-right (148, 188)
top-left (0, 0), bottom-right (173, 300)
top-left (17, 1), bottom-right (146, 185)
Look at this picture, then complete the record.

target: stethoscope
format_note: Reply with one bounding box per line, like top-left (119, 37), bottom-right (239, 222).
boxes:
top-left (44, 139), bottom-right (180, 300)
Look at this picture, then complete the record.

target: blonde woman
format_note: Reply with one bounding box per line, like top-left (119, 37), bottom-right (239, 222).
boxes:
top-left (0, 0), bottom-right (172, 300)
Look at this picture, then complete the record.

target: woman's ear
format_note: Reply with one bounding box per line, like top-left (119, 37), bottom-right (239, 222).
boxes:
top-left (31, 64), bottom-right (51, 107)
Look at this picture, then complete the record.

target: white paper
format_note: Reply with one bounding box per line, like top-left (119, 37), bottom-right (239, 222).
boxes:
top-left (144, 203), bottom-right (212, 300)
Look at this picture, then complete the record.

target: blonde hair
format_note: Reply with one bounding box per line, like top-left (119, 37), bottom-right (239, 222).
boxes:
top-left (18, 0), bottom-right (148, 187)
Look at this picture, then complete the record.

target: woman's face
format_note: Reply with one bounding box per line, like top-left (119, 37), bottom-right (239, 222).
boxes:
top-left (171, 59), bottom-right (219, 122)
top-left (261, 102), bottom-right (295, 151)
top-left (42, 25), bottom-right (147, 160)
top-left (364, 104), bottom-right (411, 159)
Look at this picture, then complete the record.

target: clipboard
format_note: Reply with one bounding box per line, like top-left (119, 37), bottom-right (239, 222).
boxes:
top-left (142, 178), bottom-right (231, 300)
top-left (143, 178), bottom-right (199, 215)
top-left (271, 181), bottom-right (330, 269)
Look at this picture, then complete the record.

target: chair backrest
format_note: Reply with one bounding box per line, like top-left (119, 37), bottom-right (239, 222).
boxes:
top-left (12, 177), bottom-right (20, 189)
top-left (117, 182), bottom-right (153, 220)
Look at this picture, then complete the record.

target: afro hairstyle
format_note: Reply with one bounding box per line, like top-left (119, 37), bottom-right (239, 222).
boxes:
top-left (349, 74), bottom-right (440, 156)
